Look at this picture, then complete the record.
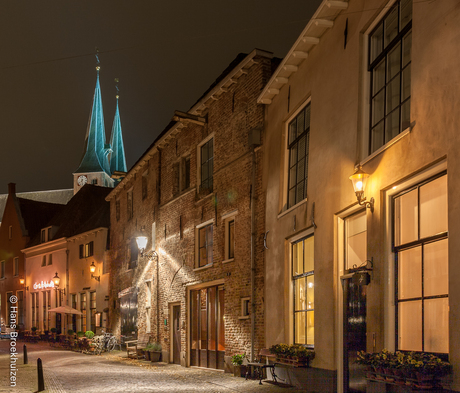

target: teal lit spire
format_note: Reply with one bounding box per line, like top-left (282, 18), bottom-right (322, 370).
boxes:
top-left (75, 65), bottom-right (112, 176)
top-left (109, 82), bottom-right (127, 173)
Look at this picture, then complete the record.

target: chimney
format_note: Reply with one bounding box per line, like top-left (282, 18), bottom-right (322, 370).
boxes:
top-left (8, 183), bottom-right (16, 196)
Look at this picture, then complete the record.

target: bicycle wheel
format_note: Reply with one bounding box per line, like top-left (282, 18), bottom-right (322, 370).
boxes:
top-left (107, 336), bottom-right (117, 352)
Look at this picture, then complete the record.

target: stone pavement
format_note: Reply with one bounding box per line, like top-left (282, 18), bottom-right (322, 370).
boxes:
top-left (0, 340), bottom-right (310, 393)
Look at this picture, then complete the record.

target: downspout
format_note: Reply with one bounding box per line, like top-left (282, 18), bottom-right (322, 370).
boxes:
top-left (250, 148), bottom-right (256, 362)
top-left (66, 249), bottom-right (70, 332)
top-left (157, 149), bottom-right (161, 344)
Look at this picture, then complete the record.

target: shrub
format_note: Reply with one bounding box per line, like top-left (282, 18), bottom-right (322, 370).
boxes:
top-left (231, 354), bottom-right (245, 366)
top-left (144, 343), bottom-right (154, 352)
top-left (31, 327), bottom-right (37, 332)
top-left (151, 342), bottom-right (162, 352)
top-left (50, 328), bottom-right (57, 333)
top-left (76, 331), bottom-right (85, 337)
top-left (269, 343), bottom-right (315, 363)
top-left (67, 329), bottom-right (74, 335)
top-left (85, 331), bottom-right (95, 339)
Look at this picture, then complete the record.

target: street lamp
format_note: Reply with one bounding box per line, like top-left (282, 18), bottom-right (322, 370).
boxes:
top-left (90, 261), bottom-right (100, 282)
top-left (52, 272), bottom-right (65, 295)
top-left (349, 165), bottom-right (374, 212)
top-left (135, 233), bottom-right (158, 260)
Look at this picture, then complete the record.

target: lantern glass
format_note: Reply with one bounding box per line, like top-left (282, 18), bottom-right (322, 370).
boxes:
top-left (90, 262), bottom-right (96, 274)
top-left (52, 272), bottom-right (60, 287)
top-left (349, 166), bottom-right (369, 193)
top-left (136, 236), bottom-right (148, 252)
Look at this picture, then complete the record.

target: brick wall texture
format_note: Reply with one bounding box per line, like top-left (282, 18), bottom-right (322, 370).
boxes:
top-left (108, 53), bottom-right (275, 365)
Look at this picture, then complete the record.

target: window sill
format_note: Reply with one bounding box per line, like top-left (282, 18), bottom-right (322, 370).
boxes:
top-left (222, 258), bottom-right (234, 264)
top-left (277, 198), bottom-right (308, 219)
top-left (238, 316), bottom-right (250, 320)
top-left (193, 263), bottom-right (214, 272)
top-left (361, 126), bottom-right (411, 166)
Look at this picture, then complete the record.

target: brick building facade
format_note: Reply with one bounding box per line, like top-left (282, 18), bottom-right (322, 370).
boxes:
top-left (107, 49), bottom-right (277, 370)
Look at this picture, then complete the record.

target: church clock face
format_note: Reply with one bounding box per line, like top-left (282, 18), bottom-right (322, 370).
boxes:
top-left (77, 175), bottom-right (88, 186)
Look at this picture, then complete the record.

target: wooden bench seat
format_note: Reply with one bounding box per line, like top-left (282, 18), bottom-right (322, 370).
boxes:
top-left (125, 334), bottom-right (151, 359)
top-left (245, 348), bottom-right (278, 385)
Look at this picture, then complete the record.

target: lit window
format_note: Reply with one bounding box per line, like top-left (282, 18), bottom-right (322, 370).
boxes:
top-left (292, 235), bottom-right (314, 347)
top-left (287, 104), bottom-right (310, 209)
top-left (369, 0), bottom-right (412, 153)
top-left (394, 174), bottom-right (448, 353)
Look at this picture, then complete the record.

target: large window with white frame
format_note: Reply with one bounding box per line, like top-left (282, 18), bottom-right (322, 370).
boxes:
top-left (292, 235), bottom-right (314, 347)
top-left (369, 0), bottom-right (412, 153)
top-left (394, 173), bottom-right (448, 353)
top-left (287, 104), bottom-right (310, 209)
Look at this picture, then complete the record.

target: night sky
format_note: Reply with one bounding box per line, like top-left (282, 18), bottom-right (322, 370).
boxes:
top-left (0, 0), bottom-right (322, 194)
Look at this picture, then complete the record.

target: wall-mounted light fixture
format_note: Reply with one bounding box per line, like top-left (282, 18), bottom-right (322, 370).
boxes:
top-left (52, 272), bottom-right (66, 295)
top-left (90, 261), bottom-right (100, 282)
top-left (136, 232), bottom-right (158, 260)
top-left (19, 277), bottom-right (29, 291)
top-left (349, 165), bottom-right (374, 212)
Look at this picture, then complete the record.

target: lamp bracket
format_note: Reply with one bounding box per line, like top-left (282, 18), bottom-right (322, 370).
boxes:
top-left (140, 249), bottom-right (159, 261)
top-left (91, 274), bottom-right (101, 282)
top-left (357, 193), bottom-right (374, 213)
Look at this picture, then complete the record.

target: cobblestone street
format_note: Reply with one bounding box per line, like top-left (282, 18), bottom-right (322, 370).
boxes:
top-left (0, 341), bottom-right (308, 393)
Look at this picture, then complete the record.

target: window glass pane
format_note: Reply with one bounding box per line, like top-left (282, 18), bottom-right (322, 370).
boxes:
top-left (199, 228), bottom-right (206, 247)
top-left (402, 65), bottom-right (411, 101)
top-left (420, 175), bottom-right (448, 239)
top-left (201, 143), bottom-right (208, 164)
top-left (304, 105), bottom-right (310, 130)
top-left (289, 166), bottom-right (296, 188)
top-left (290, 145), bottom-right (297, 167)
top-left (295, 277), bottom-right (306, 311)
top-left (402, 31), bottom-right (412, 67)
top-left (394, 189), bottom-right (418, 246)
top-left (401, 99), bottom-right (411, 130)
top-left (208, 287), bottom-right (216, 351)
top-left (289, 121), bottom-right (297, 145)
top-left (385, 108), bottom-right (400, 143)
top-left (295, 312), bottom-right (306, 344)
top-left (398, 300), bottom-right (422, 351)
top-left (398, 246), bottom-right (421, 299)
top-left (296, 159), bottom-right (305, 183)
top-left (373, 59), bottom-right (385, 94)
top-left (386, 75), bottom-right (401, 114)
top-left (304, 236), bottom-right (314, 273)
top-left (297, 110), bottom-right (305, 138)
top-left (306, 276), bottom-right (314, 310)
top-left (293, 242), bottom-right (303, 276)
top-left (371, 122), bottom-right (384, 152)
top-left (370, 23), bottom-right (383, 63)
top-left (307, 311), bottom-right (314, 345)
top-left (229, 221), bottom-right (235, 259)
top-left (372, 90), bottom-right (385, 126)
top-left (296, 183), bottom-right (304, 204)
top-left (297, 136), bottom-right (306, 160)
top-left (384, 5), bottom-right (399, 47)
top-left (424, 297), bottom-right (449, 353)
top-left (346, 211), bottom-right (367, 270)
top-left (424, 239), bottom-right (448, 297)
top-left (387, 43), bottom-right (401, 81)
top-left (400, 0), bottom-right (412, 29)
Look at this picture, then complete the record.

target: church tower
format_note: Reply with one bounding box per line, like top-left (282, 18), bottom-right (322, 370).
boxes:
top-left (73, 64), bottom-right (125, 194)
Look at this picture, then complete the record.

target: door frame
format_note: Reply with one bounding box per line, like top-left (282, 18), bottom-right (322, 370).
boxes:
top-left (169, 302), bottom-right (181, 364)
top-left (336, 205), bottom-right (366, 393)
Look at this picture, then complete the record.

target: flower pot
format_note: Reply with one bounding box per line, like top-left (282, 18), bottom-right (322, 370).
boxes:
top-left (233, 365), bottom-right (241, 377)
top-left (144, 351), bottom-right (151, 361)
top-left (150, 351), bottom-right (161, 362)
top-left (137, 348), bottom-right (145, 359)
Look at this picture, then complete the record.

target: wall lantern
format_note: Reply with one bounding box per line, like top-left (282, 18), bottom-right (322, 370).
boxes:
top-left (349, 165), bottom-right (374, 212)
top-left (90, 261), bottom-right (100, 282)
top-left (52, 272), bottom-right (66, 294)
top-left (136, 232), bottom-right (158, 260)
top-left (19, 278), bottom-right (25, 285)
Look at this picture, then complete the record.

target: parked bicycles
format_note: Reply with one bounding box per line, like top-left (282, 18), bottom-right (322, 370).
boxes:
top-left (93, 331), bottom-right (118, 355)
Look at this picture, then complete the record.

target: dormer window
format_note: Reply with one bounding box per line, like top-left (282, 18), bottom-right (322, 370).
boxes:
top-left (41, 226), bottom-right (53, 243)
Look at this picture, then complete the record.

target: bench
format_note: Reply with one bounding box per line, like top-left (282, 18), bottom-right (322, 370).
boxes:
top-left (125, 334), bottom-right (151, 359)
top-left (245, 348), bottom-right (279, 385)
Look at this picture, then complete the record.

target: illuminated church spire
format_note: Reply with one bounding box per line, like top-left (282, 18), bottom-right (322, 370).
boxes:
top-left (109, 80), bottom-right (127, 174)
top-left (73, 57), bottom-right (113, 193)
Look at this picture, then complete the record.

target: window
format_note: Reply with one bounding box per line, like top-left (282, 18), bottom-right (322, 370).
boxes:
top-left (127, 189), bottom-right (133, 220)
top-left (41, 229), bottom-right (46, 243)
top-left (17, 290), bottom-right (24, 327)
top-left (287, 104), bottom-right (310, 209)
top-left (43, 291), bottom-right (50, 331)
top-left (31, 292), bottom-right (39, 330)
top-left (48, 254), bottom-right (53, 266)
top-left (223, 216), bottom-right (236, 262)
top-left (40, 226), bottom-right (52, 243)
top-left (71, 294), bottom-right (77, 333)
top-left (292, 235), bottom-right (314, 347)
top-left (197, 223), bottom-right (213, 268)
top-left (92, 179), bottom-right (98, 185)
top-left (80, 293), bottom-right (87, 332)
top-left (13, 257), bottom-right (19, 276)
top-left (9, 225), bottom-right (12, 240)
top-left (345, 211), bottom-right (367, 271)
top-left (41, 255), bottom-right (46, 267)
top-left (6, 292), bottom-right (12, 325)
top-left (394, 174), bottom-right (448, 353)
top-left (0, 261), bottom-right (4, 278)
top-left (115, 199), bottom-right (120, 221)
top-left (200, 138), bottom-right (213, 190)
top-left (142, 171), bottom-right (148, 200)
top-left (80, 242), bottom-right (94, 258)
top-left (369, 0), bottom-right (412, 153)
top-left (174, 156), bottom-right (191, 196)
top-left (90, 291), bottom-right (96, 332)
top-left (240, 297), bottom-right (250, 319)
top-left (129, 238), bottom-right (138, 270)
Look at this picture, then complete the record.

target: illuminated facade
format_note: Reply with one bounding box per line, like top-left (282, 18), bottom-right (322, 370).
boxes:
top-left (107, 50), bottom-right (276, 369)
top-left (260, 0), bottom-right (460, 391)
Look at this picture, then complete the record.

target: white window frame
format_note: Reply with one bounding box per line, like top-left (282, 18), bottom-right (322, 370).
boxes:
top-left (360, 0), bottom-right (412, 163)
top-left (239, 297), bottom-right (250, 320)
top-left (194, 218), bottom-right (214, 270)
top-left (196, 133), bottom-right (214, 193)
top-left (282, 99), bottom-right (311, 212)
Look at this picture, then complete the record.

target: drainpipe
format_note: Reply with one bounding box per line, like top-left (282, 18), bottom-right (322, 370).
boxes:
top-left (250, 147), bottom-right (256, 362)
top-left (157, 149), bottom-right (161, 344)
top-left (66, 249), bottom-right (70, 332)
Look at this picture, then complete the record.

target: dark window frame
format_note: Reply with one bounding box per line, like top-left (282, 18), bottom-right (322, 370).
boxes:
top-left (200, 139), bottom-right (214, 191)
top-left (198, 223), bottom-right (213, 268)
